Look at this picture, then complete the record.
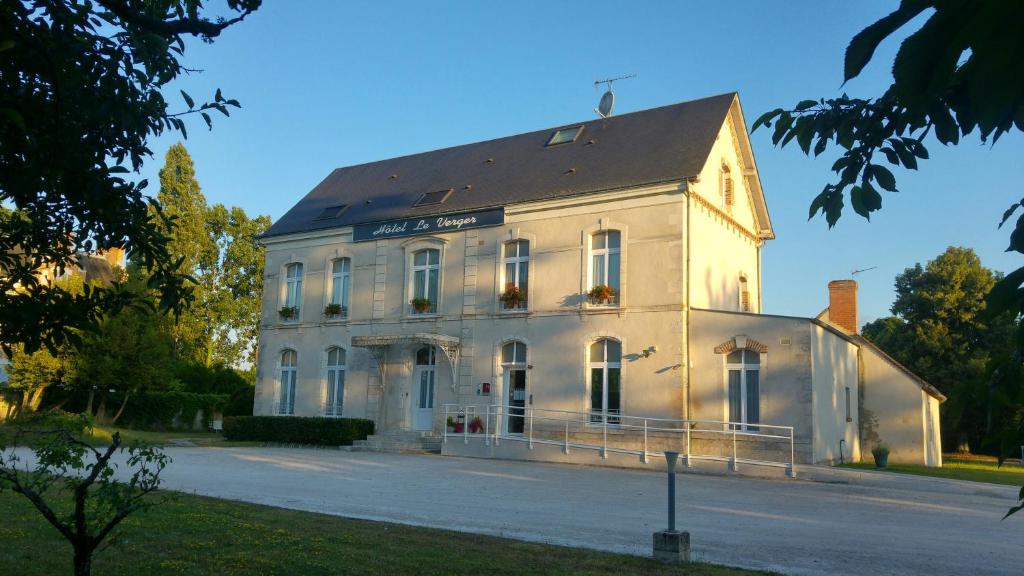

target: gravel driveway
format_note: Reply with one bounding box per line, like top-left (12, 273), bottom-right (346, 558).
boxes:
top-left (26, 446), bottom-right (1024, 575)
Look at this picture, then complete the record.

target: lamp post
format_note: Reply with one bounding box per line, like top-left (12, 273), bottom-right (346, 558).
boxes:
top-left (652, 451), bottom-right (690, 564)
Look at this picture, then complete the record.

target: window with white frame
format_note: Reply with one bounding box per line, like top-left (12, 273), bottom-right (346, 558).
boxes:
top-left (589, 338), bottom-right (621, 424)
top-left (410, 249), bottom-right (440, 314)
top-left (501, 240), bottom-right (529, 310)
top-left (284, 263), bottom-right (303, 318)
top-left (502, 341), bottom-right (528, 433)
top-left (589, 231), bottom-right (620, 305)
top-left (324, 346), bottom-right (346, 416)
top-left (727, 349), bottom-right (759, 430)
top-left (329, 258), bottom-right (351, 317)
top-left (278, 349), bottom-right (297, 415)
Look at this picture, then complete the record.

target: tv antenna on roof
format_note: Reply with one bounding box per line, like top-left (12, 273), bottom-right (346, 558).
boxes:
top-left (851, 266), bottom-right (877, 276)
top-left (594, 74), bottom-right (637, 118)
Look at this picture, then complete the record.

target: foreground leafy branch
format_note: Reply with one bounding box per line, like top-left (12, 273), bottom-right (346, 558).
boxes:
top-left (0, 425), bottom-right (170, 576)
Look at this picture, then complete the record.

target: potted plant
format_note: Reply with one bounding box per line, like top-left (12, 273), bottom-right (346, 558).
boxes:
top-left (278, 306), bottom-right (298, 320)
top-left (871, 444), bottom-right (890, 468)
top-left (410, 297), bottom-right (433, 314)
top-left (324, 303), bottom-right (345, 317)
top-left (499, 285), bottom-right (526, 309)
top-left (452, 420), bottom-right (464, 433)
top-left (446, 416), bottom-right (456, 433)
top-left (588, 284), bottom-right (617, 305)
top-left (469, 415), bottom-right (484, 433)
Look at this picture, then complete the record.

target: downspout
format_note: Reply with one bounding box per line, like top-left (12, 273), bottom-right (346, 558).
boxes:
top-left (684, 179), bottom-right (693, 422)
top-left (756, 239), bottom-right (763, 312)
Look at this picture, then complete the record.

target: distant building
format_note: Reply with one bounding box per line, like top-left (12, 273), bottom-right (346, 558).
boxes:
top-left (254, 93), bottom-right (943, 466)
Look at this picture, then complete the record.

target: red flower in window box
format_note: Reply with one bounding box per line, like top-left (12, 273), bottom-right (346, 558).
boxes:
top-left (499, 285), bottom-right (526, 309)
top-left (587, 285), bottom-right (617, 304)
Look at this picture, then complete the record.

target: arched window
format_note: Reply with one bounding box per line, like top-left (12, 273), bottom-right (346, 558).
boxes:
top-left (501, 341), bottom-right (528, 433)
top-left (727, 349), bottom-right (760, 430)
top-left (284, 263), bottom-right (303, 315)
top-left (501, 240), bottom-right (529, 310)
top-left (278, 349), bottom-right (297, 415)
top-left (589, 338), bottom-right (621, 424)
top-left (589, 231), bottom-right (620, 306)
top-left (325, 347), bottom-right (346, 416)
top-left (330, 258), bottom-right (351, 317)
top-left (411, 249), bottom-right (440, 314)
top-left (720, 164), bottom-right (734, 208)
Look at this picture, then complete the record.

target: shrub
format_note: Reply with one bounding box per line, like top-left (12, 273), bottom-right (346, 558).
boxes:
top-left (223, 386), bottom-right (255, 417)
top-left (222, 416), bottom-right (374, 446)
top-left (871, 444), bottom-right (890, 459)
top-left (112, 391), bottom-right (229, 430)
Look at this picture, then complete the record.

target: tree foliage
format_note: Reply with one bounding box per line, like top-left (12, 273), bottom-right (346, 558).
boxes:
top-left (0, 0), bottom-right (260, 355)
top-left (155, 143), bottom-right (270, 367)
top-left (0, 423), bottom-right (169, 576)
top-left (862, 247), bottom-right (1016, 449)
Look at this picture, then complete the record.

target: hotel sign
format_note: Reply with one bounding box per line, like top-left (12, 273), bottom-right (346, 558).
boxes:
top-left (352, 208), bottom-right (504, 242)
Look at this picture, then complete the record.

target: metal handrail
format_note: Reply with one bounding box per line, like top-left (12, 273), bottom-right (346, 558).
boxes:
top-left (442, 404), bottom-right (797, 477)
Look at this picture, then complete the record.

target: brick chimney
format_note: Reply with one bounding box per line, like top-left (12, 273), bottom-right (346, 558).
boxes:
top-left (828, 280), bottom-right (858, 334)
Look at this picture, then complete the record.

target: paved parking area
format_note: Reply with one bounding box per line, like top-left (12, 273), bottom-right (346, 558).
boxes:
top-left (90, 447), bottom-right (1024, 574)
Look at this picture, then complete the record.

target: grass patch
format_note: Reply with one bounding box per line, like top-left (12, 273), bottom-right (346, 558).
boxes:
top-left (842, 454), bottom-right (1024, 486)
top-left (0, 489), bottom-right (767, 576)
top-left (88, 425), bottom-right (241, 447)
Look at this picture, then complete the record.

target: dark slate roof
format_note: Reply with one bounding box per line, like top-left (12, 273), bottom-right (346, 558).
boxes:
top-left (262, 93), bottom-right (738, 239)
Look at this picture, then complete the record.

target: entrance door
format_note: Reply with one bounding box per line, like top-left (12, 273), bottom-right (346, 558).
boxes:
top-left (505, 368), bottom-right (526, 434)
top-left (412, 346), bottom-right (436, 431)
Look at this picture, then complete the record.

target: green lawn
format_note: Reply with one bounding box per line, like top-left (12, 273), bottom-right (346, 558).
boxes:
top-left (842, 455), bottom-right (1024, 486)
top-left (87, 425), bottom-right (243, 447)
top-left (0, 489), bottom-right (768, 576)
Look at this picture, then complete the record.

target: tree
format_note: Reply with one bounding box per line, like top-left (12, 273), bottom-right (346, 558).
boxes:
top-left (73, 270), bottom-right (175, 424)
top-left (156, 143), bottom-right (218, 362)
top-left (0, 423), bottom-right (169, 576)
top-left (862, 247), bottom-right (1016, 450)
top-left (0, 0), bottom-right (260, 356)
top-left (752, 0), bottom-right (1024, 515)
top-left (155, 144), bottom-right (271, 367)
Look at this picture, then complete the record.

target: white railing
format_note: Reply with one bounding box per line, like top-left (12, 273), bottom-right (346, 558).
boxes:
top-left (323, 402), bottom-right (344, 417)
top-left (442, 404), bottom-right (796, 477)
top-left (271, 401), bottom-right (294, 416)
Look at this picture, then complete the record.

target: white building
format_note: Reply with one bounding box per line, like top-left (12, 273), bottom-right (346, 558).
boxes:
top-left (255, 93), bottom-right (943, 466)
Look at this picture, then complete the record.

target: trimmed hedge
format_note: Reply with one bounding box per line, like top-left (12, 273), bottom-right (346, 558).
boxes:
top-left (222, 416), bottom-right (374, 446)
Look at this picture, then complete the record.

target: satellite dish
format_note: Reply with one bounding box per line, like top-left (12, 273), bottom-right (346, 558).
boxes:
top-left (593, 74), bottom-right (636, 118)
top-left (597, 89), bottom-right (615, 118)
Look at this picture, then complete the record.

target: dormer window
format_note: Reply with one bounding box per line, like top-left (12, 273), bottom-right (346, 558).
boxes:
top-left (547, 126), bottom-right (583, 146)
top-left (314, 205), bottom-right (348, 220)
top-left (414, 189), bottom-right (452, 207)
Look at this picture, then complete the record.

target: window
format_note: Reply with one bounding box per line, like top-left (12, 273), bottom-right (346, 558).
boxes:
top-left (727, 349), bottom-right (760, 430)
top-left (547, 126), bottom-right (583, 146)
top-left (589, 339), bottom-right (621, 424)
top-left (502, 341), bottom-right (528, 434)
top-left (720, 164), bottom-right (734, 208)
top-left (589, 231), bottom-right (621, 305)
top-left (501, 240), bottom-right (529, 310)
top-left (325, 347), bottom-right (346, 416)
top-left (314, 205), bottom-right (348, 220)
top-left (284, 263), bottom-right (303, 316)
top-left (330, 258), bottom-right (351, 317)
top-left (278, 349), bottom-right (297, 415)
top-left (739, 274), bottom-right (751, 312)
top-left (413, 189), bottom-right (452, 207)
top-left (411, 249), bottom-right (440, 314)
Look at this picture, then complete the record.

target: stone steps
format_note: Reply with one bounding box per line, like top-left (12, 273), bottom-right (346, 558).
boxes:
top-left (352, 431), bottom-right (441, 454)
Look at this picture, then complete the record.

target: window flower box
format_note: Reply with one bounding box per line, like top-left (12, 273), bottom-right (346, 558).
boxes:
top-left (499, 285), bottom-right (527, 310)
top-left (410, 298), bottom-right (433, 314)
top-left (324, 303), bottom-right (346, 317)
top-left (469, 416), bottom-right (484, 434)
top-left (278, 306), bottom-right (298, 320)
top-left (587, 284), bottom-right (618, 305)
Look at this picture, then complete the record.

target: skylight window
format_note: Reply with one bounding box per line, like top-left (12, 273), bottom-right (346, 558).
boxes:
top-left (414, 189), bottom-right (453, 207)
top-left (314, 205), bottom-right (348, 220)
top-left (547, 126), bottom-right (583, 146)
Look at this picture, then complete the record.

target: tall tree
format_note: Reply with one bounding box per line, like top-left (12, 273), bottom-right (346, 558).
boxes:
top-left (0, 0), bottom-right (260, 355)
top-left (863, 247), bottom-right (1016, 450)
top-left (157, 143), bottom-right (218, 362)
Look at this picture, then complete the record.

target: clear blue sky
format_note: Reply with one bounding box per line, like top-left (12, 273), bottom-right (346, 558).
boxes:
top-left (139, 1), bottom-right (1024, 325)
